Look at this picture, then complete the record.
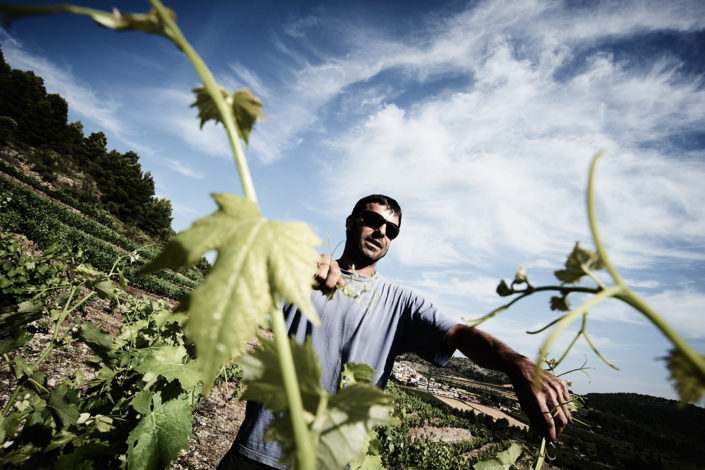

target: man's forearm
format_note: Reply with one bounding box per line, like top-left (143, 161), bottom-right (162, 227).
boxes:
top-left (443, 323), bottom-right (571, 440)
top-left (444, 323), bottom-right (528, 377)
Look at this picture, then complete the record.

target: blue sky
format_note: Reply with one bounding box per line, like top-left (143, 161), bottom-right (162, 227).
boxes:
top-left (2, 0), bottom-right (704, 402)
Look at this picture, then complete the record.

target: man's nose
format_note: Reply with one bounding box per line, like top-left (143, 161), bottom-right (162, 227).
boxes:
top-left (377, 223), bottom-right (388, 238)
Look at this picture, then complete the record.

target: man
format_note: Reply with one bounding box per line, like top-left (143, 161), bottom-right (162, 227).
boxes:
top-left (219, 194), bottom-right (570, 469)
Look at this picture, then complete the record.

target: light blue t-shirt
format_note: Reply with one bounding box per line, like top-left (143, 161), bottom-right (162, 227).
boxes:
top-left (225, 270), bottom-right (458, 469)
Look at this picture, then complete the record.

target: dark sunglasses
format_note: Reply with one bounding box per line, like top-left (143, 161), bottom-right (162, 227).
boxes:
top-left (359, 210), bottom-right (400, 240)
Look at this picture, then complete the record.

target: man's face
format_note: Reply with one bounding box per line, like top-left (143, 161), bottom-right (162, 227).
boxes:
top-left (346, 202), bottom-right (400, 265)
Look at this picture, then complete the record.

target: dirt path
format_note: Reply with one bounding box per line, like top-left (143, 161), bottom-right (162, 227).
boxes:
top-left (434, 395), bottom-right (528, 430)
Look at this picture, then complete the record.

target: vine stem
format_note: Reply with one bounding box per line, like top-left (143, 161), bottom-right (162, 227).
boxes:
top-left (533, 438), bottom-right (546, 470)
top-left (587, 153), bottom-right (705, 386)
top-left (149, 0), bottom-right (257, 203)
top-left (535, 286), bottom-right (623, 384)
top-left (3, 286), bottom-right (95, 416)
top-left (30, 289), bottom-right (95, 373)
top-left (269, 305), bottom-right (315, 470)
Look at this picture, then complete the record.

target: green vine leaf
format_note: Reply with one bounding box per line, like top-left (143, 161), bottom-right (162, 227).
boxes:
top-left (75, 322), bottom-right (118, 367)
top-left (136, 345), bottom-right (201, 391)
top-left (240, 337), bottom-right (394, 470)
top-left (133, 391), bottom-right (153, 415)
top-left (0, 412), bottom-right (23, 443)
top-left (192, 85), bottom-right (229, 129)
top-left (239, 336), bottom-right (325, 413)
top-left (311, 385), bottom-right (395, 470)
top-left (232, 89), bottom-right (264, 144)
top-left (191, 87), bottom-right (263, 144)
top-left (473, 442), bottom-right (522, 470)
top-left (666, 348), bottom-right (705, 405)
top-left (550, 295), bottom-right (570, 312)
top-left (47, 384), bottom-right (81, 429)
top-left (140, 193), bottom-right (321, 390)
top-left (554, 242), bottom-right (604, 284)
top-left (76, 265), bottom-right (118, 301)
top-left (266, 382), bottom-right (394, 470)
top-left (349, 454), bottom-right (384, 470)
top-left (126, 393), bottom-right (194, 470)
top-left (340, 363), bottom-right (376, 388)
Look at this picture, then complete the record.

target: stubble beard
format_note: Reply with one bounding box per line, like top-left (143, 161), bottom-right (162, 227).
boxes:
top-left (345, 230), bottom-right (388, 268)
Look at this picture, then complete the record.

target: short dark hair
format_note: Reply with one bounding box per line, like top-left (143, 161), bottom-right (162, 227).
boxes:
top-left (350, 194), bottom-right (402, 227)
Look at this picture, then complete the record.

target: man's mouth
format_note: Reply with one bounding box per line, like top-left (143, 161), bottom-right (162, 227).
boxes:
top-left (365, 238), bottom-right (382, 249)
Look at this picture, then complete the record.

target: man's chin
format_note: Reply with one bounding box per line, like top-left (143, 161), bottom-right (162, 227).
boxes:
top-left (360, 247), bottom-right (386, 264)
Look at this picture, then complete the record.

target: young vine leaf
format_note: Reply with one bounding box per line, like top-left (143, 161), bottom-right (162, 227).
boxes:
top-left (310, 385), bottom-right (394, 470)
top-left (232, 89), bottom-right (264, 144)
top-left (74, 322), bottom-right (118, 367)
top-left (47, 384), bottom-right (81, 429)
top-left (136, 345), bottom-right (201, 391)
top-left (472, 442), bottom-right (523, 470)
top-left (340, 362), bottom-right (377, 388)
top-left (554, 242), bottom-right (604, 284)
top-left (140, 193), bottom-right (321, 391)
top-left (239, 336), bottom-right (394, 469)
top-left (666, 348), bottom-right (705, 405)
top-left (550, 294), bottom-right (570, 312)
top-left (192, 85), bottom-right (229, 129)
top-left (191, 86), bottom-right (264, 144)
top-left (239, 336), bottom-right (325, 413)
top-left (126, 392), bottom-right (194, 470)
top-left (349, 455), bottom-right (384, 470)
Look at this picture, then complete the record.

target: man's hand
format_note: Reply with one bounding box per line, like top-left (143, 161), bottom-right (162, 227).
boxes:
top-left (508, 357), bottom-right (571, 441)
top-left (312, 254), bottom-right (346, 293)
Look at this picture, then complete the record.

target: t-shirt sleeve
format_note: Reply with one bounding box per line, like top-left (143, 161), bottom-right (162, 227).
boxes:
top-left (401, 291), bottom-right (457, 367)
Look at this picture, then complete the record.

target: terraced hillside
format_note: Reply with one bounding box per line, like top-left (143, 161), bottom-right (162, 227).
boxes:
top-left (1, 150), bottom-right (205, 300)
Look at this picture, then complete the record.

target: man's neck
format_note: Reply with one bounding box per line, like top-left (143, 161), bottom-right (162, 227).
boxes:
top-left (337, 254), bottom-right (377, 277)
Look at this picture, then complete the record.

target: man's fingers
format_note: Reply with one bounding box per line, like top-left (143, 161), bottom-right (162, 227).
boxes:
top-left (316, 254), bottom-right (331, 280)
top-left (538, 402), bottom-right (557, 440)
top-left (313, 254), bottom-right (344, 292)
top-left (543, 376), bottom-right (571, 438)
top-left (324, 260), bottom-right (342, 289)
top-left (521, 372), bottom-right (573, 441)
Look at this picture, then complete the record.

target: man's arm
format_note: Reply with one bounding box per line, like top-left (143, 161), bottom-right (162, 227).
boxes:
top-left (311, 255), bottom-right (570, 438)
top-left (444, 324), bottom-right (571, 440)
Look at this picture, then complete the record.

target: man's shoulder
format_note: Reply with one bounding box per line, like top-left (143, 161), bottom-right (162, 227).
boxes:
top-left (374, 273), bottom-right (428, 303)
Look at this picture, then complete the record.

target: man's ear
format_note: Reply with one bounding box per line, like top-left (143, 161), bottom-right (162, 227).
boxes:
top-left (345, 215), bottom-right (352, 232)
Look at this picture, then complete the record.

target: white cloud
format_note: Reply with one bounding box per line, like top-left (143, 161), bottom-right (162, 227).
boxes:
top-left (1, 31), bottom-right (127, 137)
top-left (411, 271), bottom-right (502, 306)
top-left (226, 62), bottom-right (270, 100)
top-left (642, 289), bottom-right (705, 339)
top-left (300, 2), bottom-right (705, 273)
top-left (283, 13), bottom-right (321, 39)
top-left (146, 87), bottom-right (232, 158)
top-left (160, 157), bottom-right (205, 179)
top-left (171, 201), bottom-right (199, 216)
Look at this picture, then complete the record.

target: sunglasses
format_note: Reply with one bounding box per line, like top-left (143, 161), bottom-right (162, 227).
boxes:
top-left (359, 210), bottom-right (400, 240)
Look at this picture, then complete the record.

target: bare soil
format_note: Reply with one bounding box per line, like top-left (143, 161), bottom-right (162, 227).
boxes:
top-left (408, 425), bottom-right (474, 443)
